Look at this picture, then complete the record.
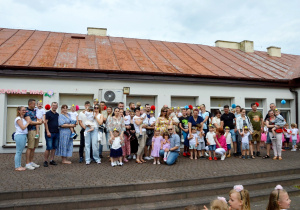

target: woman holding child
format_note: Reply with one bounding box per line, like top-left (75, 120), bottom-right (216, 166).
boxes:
top-left (155, 107), bottom-right (172, 134)
top-left (188, 109), bottom-right (204, 134)
top-left (106, 108), bottom-right (125, 145)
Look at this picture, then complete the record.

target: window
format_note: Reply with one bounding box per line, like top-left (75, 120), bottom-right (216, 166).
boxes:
top-left (171, 96), bottom-right (196, 108)
top-left (245, 98), bottom-right (264, 116)
top-left (210, 97), bottom-right (232, 116)
top-left (6, 95), bottom-right (43, 144)
top-left (276, 99), bottom-right (292, 124)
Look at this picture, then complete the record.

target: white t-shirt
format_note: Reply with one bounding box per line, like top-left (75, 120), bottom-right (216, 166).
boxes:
top-left (124, 115), bottom-right (131, 125)
top-left (212, 117), bottom-right (221, 127)
top-left (36, 108), bottom-right (46, 119)
top-left (225, 132), bottom-right (232, 144)
top-left (285, 129), bottom-right (291, 138)
top-left (141, 113), bottom-right (148, 124)
top-left (206, 131), bottom-right (216, 145)
top-left (14, 117), bottom-right (28, 135)
top-left (176, 112), bottom-right (182, 118)
top-left (94, 113), bottom-right (102, 128)
top-left (78, 111), bottom-right (87, 126)
top-left (111, 136), bottom-right (121, 150)
top-left (68, 111), bottom-right (78, 121)
top-left (197, 130), bottom-right (205, 143)
top-left (149, 116), bottom-right (156, 126)
top-left (291, 128), bottom-right (298, 140)
top-left (188, 133), bottom-right (197, 146)
top-left (133, 116), bottom-right (146, 134)
top-left (242, 132), bottom-right (250, 144)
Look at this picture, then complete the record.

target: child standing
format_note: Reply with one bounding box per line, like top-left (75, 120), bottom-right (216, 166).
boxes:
top-left (35, 100), bottom-right (46, 139)
top-left (291, 123), bottom-right (298, 151)
top-left (151, 129), bottom-right (163, 164)
top-left (241, 126), bottom-right (252, 159)
top-left (84, 107), bottom-right (95, 136)
top-left (187, 127), bottom-right (199, 159)
top-left (162, 132), bottom-right (170, 162)
top-left (271, 109), bottom-right (286, 139)
top-left (196, 124), bottom-right (205, 158)
top-left (228, 185), bottom-right (250, 210)
top-left (267, 185), bottom-right (291, 210)
top-left (109, 128), bottom-right (123, 167)
top-left (283, 123), bottom-right (291, 150)
top-left (68, 104), bottom-right (78, 139)
top-left (224, 126), bottom-right (232, 157)
top-left (206, 124), bottom-right (217, 160)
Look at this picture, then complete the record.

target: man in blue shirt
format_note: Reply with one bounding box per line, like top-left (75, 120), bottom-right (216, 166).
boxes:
top-left (159, 126), bottom-right (180, 165)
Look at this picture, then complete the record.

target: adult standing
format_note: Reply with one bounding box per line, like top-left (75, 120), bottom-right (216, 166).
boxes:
top-left (14, 106), bottom-right (29, 171)
top-left (133, 107), bottom-right (147, 163)
top-left (199, 104), bottom-right (210, 135)
top-left (220, 105), bottom-right (237, 156)
top-left (159, 126), bottom-right (180, 165)
top-left (99, 101), bottom-right (107, 158)
top-left (43, 102), bottom-right (59, 167)
top-left (188, 109), bottom-right (204, 134)
top-left (212, 110), bottom-right (221, 129)
top-left (247, 103), bottom-right (263, 157)
top-left (25, 99), bottom-right (43, 170)
top-left (155, 107), bottom-right (172, 134)
top-left (263, 103), bottom-right (276, 159)
top-left (56, 104), bottom-right (75, 164)
top-left (234, 105), bottom-right (242, 157)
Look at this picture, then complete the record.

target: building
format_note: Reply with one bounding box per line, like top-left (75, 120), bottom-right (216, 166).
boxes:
top-left (0, 27), bottom-right (300, 153)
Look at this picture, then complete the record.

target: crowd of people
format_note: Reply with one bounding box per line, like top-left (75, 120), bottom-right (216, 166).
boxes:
top-left (13, 99), bottom-right (299, 171)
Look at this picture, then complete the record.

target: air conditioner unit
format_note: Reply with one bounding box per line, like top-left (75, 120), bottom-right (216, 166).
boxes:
top-left (101, 89), bottom-right (123, 103)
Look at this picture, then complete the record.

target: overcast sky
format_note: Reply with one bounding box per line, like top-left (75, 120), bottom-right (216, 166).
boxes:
top-left (1, 0), bottom-right (299, 55)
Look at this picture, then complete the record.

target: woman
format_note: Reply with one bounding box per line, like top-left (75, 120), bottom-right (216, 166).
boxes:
top-left (104, 106), bottom-right (113, 150)
top-left (199, 104), bottom-right (210, 135)
top-left (215, 128), bottom-right (227, 160)
top-left (14, 106), bottom-right (30, 171)
top-left (93, 104), bottom-right (104, 161)
top-left (155, 107), bottom-right (172, 134)
top-left (56, 104), bottom-right (75, 164)
top-left (266, 110), bottom-right (285, 160)
top-left (212, 110), bottom-right (221, 129)
top-left (106, 108), bottom-right (125, 150)
top-left (188, 109), bottom-right (204, 134)
top-left (236, 108), bottom-right (253, 158)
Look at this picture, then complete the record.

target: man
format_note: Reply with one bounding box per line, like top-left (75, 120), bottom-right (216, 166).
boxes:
top-left (78, 101), bottom-right (93, 163)
top-left (247, 103), bottom-right (263, 157)
top-left (179, 108), bottom-right (190, 156)
top-left (263, 103), bottom-right (276, 159)
top-left (25, 99), bottom-right (43, 170)
top-left (159, 126), bottom-right (180, 165)
top-left (43, 102), bottom-right (59, 167)
top-left (113, 102), bottom-right (125, 116)
top-left (145, 104), bottom-right (151, 118)
top-left (129, 102), bottom-right (135, 111)
top-left (220, 105), bottom-right (237, 156)
top-left (144, 104), bottom-right (153, 160)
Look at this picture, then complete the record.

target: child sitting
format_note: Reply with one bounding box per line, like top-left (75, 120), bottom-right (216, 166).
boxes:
top-left (266, 185), bottom-right (291, 210)
top-left (109, 128), bottom-right (123, 167)
top-left (151, 129), bottom-right (163, 164)
top-left (187, 127), bottom-right (199, 160)
top-left (291, 123), bottom-right (298, 151)
top-left (196, 124), bottom-right (205, 159)
top-left (228, 185), bottom-right (250, 210)
top-left (224, 126), bottom-right (232, 158)
top-left (271, 109), bottom-right (286, 139)
top-left (206, 124), bottom-right (217, 160)
top-left (203, 197), bottom-right (229, 210)
top-left (35, 100), bottom-right (46, 139)
top-left (84, 107), bottom-right (95, 136)
top-left (241, 126), bottom-right (252, 159)
top-left (162, 132), bottom-right (171, 162)
top-left (68, 104), bottom-right (78, 139)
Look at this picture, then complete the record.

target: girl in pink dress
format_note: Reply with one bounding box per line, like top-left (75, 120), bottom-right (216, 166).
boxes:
top-left (151, 129), bottom-right (163, 164)
top-left (162, 132), bottom-right (170, 162)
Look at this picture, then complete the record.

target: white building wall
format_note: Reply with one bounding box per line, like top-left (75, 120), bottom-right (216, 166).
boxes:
top-left (0, 77), bottom-right (296, 153)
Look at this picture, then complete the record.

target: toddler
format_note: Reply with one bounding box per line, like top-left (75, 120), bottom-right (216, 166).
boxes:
top-left (291, 123), bottom-right (298, 151)
top-left (35, 100), bottom-right (46, 139)
top-left (68, 104), bottom-right (78, 139)
top-left (228, 185), bottom-right (250, 210)
top-left (149, 111), bottom-right (156, 126)
top-left (271, 109), bottom-right (286, 139)
top-left (203, 197), bottom-right (229, 210)
top-left (224, 126), bottom-right (232, 157)
top-left (136, 107), bottom-right (148, 139)
top-left (124, 109), bottom-right (131, 126)
top-left (175, 107), bottom-right (182, 118)
top-left (84, 107), bottom-right (95, 136)
top-left (206, 124), bottom-right (217, 160)
top-left (283, 123), bottom-right (291, 150)
top-left (266, 185), bottom-right (291, 210)
top-left (162, 132), bottom-right (170, 162)
top-left (260, 125), bottom-right (268, 149)
top-left (241, 126), bottom-right (252, 159)
top-left (151, 129), bottom-right (163, 164)
top-left (196, 124), bottom-right (205, 158)
top-left (187, 127), bottom-right (199, 159)
top-left (109, 129), bottom-right (123, 167)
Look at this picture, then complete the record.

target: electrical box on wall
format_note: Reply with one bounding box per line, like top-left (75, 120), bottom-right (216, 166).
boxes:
top-left (101, 89), bottom-right (123, 103)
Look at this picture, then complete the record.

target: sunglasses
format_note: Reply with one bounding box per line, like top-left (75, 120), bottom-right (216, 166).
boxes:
top-left (163, 111), bottom-right (167, 112)
top-left (94, 107), bottom-right (99, 109)
top-left (168, 129), bottom-right (173, 130)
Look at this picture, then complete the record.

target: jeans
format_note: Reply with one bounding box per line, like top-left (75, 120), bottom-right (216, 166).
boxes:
top-left (45, 132), bottom-right (59, 150)
top-left (159, 149), bottom-right (179, 165)
top-left (230, 129), bottom-right (236, 142)
top-left (85, 128), bottom-right (100, 162)
top-left (235, 131), bottom-right (241, 155)
top-left (79, 128), bottom-right (93, 159)
top-left (105, 131), bottom-right (110, 150)
top-left (14, 134), bottom-right (27, 168)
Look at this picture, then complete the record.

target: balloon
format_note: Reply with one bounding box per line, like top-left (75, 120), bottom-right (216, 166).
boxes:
top-left (75, 105), bottom-right (80, 111)
top-left (281, 100), bottom-right (286, 105)
top-left (150, 105), bottom-right (155, 110)
top-left (255, 102), bottom-right (259, 107)
top-left (45, 104), bottom-right (51, 110)
top-left (184, 105), bottom-right (189, 109)
top-left (231, 104), bottom-right (236, 108)
top-left (189, 105), bottom-right (193, 109)
top-left (104, 106), bottom-right (107, 110)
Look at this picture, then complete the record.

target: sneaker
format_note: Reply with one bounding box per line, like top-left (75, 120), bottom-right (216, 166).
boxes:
top-left (247, 155), bottom-right (251, 159)
top-left (144, 156), bottom-right (151, 160)
top-left (31, 162), bottom-right (40, 168)
top-left (34, 134), bottom-right (39, 139)
top-left (209, 157), bottom-right (212, 161)
top-left (242, 155), bottom-right (245, 159)
top-left (183, 152), bottom-right (187, 157)
top-left (25, 165), bottom-right (35, 170)
top-left (86, 161), bottom-right (90, 165)
top-left (221, 154), bottom-right (226, 161)
top-left (50, 160), bottom-right (57, 165)
top-left (73, 133), bottom-right (78, 139)
top-left (227, 154), bottom-right (231, 158)
top-left (205, 152), bottom-right (209, 157)
top-left (43, 161), bottom-right (48, 167)
top-left (153, 161), bottom-right (156, 165)
top-left (79, 157), bottom-right (84, 163)
top-left (118, 162), bottom-right (123, 166)
top-left (291, 148), bottom-right (296, 151)
top-left (127, 155), bottom-right (132, 160)
top-left (214, 157), bottom-right (217, 161)
top-left (157, 161), bottom-right (161, 165)
top-left (111, 162), bottom-right (116, 167)
top-left (150, 156), bottom-right (154, 159)
top-left (96, 160), bottom-right (101, 164)
top-left (200, 156), bottom-right (205, 159)
top-left (70, 133), bottom-right (76, 138)
top-left (187, 152), bottom-right (191, 156)
top-left (133, 154), bottom-right (136, 160)
top-left (163, 157), bottom-right (167, 162)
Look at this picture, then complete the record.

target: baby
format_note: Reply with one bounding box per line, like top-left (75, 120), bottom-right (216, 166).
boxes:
top-left (84, 107), bottom-right (95, 136)
top-left (271, 109), bottom-right (286, 139)
top-left (68, 104), bottom-right (78, 139)
top-left (35, 100), bottom-right (46, 139)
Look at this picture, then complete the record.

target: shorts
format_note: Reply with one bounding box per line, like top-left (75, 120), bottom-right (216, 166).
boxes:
top-left (292, 140), bottom-right (297, 146)
top-left (45, 132), bottom-right (59, 150)
top-left (208, 145), bottom-right (216, 151)
top-left (110, 147), bottom-right (123, 158)
top-left (189, 144), bottom-right (197, 150)
top-left (230, 129), bottom-right (236, 142)
top-left (197, 142), bottom-right (206, 150)
top-left (251, 130), bottom-right (261, 143)
top-left (227, 144), bottom-right (231, 150)
top-left (27, 130), bottom-right (39, 149)
top-left (242, 142), bottom-right (249, 150)
top-left (284, 136), bottom-right (290, 143)
top-left (146, 133), bottom-right (154, 146)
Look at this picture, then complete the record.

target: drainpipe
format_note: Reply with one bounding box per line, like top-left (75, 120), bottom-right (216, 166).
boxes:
top-left (290, 88), bottom-right (298, 125)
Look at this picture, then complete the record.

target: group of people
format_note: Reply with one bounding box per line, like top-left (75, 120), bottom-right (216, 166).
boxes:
top-left (13, 98), bottom-right (298, 171)
top-left (185, 184), bottom-right (291, 210)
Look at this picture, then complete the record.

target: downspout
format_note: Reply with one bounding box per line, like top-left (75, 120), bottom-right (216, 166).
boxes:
top-left (289, 88), bottom-right (298, 125)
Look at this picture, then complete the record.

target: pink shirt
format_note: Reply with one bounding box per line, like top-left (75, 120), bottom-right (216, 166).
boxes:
top-left (216, 135), bottom-right (227, 151)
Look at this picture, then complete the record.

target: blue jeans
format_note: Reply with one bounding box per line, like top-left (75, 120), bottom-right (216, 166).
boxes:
top-left (85, 128), bottom-right (100, 162)
top-left (183, 131), bottom-right (189, 147)
top-left (230, 129), bottom-right (236, 142)
top-left (159, 149), bottom-right (179, 165)
top-left (14, 134), bottom-right (27, 168)
top-left (235, 131), bottom-right (241, 155)
top-left (45, 132), bottom-right (59, 150)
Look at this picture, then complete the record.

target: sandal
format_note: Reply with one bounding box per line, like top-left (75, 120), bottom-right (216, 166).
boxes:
top-left (15, 167), bottom-right (26, 171)
top-left (140, 159), bottom-right (146, 163)
top-left (262, 155), bottom-right (270, 159)
top-left (136, 160), bottom-right (142, 164)
top-left (278, 157), bottom-right (282, 160)
top-left (273, 157), bottom-right (278, 160)
top-left (251, 155), bottom-right (256, 159)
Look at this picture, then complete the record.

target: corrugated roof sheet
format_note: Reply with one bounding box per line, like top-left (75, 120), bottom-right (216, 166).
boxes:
top-left (1, 28), bottom-right (300, 80)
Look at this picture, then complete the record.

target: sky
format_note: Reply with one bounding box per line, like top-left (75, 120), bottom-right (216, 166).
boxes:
top-left (1, 0), bottom-right (300, 55)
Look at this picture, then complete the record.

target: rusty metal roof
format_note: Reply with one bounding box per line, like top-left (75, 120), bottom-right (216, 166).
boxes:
top-left (1, 28), bottom-right (300, 81)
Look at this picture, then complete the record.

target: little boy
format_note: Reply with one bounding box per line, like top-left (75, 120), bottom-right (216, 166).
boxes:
top-left (196, 124), bottom-right (205, 158)
top-left (241, 126), bottom-right (252, 159)
top-left (35, 100), bottom-right (46, 139)
top-left (175, 107), bottom-right (182, 118)
top-left (271, 109), bottom-right (286, 139)
top-left (291, 123), bottom-right (298, 151)
top-left (283, 123), bottom-right (291, 150)
top-left (124, 109), bottom-right (131, 126)
top-left (149, 111), bottom-right (156, 126)
top-left (68, 104), bottom-right (78, 139)
top-left (224, 126), bottom-right (232, 157)
top-left (187, 127), bottom-right (199, 159)
top-left (206, 124), bottom-right (217, 160)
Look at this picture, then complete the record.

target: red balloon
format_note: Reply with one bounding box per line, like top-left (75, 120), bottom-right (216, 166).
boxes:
top-left (189, 105), bottom-right (193, 109)
top-left (150, 105), bottom-right (155, 110)
top-left (45, 104), bottom-right (51, 110)
top-left (255, 102), bottom-right (259, 107)
top-left (104, 106), bottom-right (107, 110)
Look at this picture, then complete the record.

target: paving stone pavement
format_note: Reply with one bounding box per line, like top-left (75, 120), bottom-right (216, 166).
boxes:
top-left (1, 148), bottom-right (300, 193)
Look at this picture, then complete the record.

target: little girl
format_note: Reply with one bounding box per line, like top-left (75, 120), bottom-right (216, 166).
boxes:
top-left (151, 129), bottom-right (163, 164)
top-left (109, 128), bottom-right (123, 167)
top-left (203, 197), bottom-right (229, 210)
top-left (68, 104), bottom-right (78, 139)
top-left (84, 107), bottom-right (95, 136)
top-left (228, 185), bottom-right (250, 210)
top-left (187, 127), bottom-right (199, 160)
top-left (35, 100), bottom-right (46, 139)
top-left (196, 124), bottom-right (205, 159)
top-left (266, 185), bottom-right (291, 210)
top-left (291, 123), bottom-right (298, 151)
top-left (162, 132), bottom-right (170, 162)
top-left (224, 126), bottom-right (232, 157)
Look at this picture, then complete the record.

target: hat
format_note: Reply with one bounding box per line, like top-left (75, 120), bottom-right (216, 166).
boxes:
top-left (225, 126), bottom-right (230, 130)
top-left (244, 126), bottom-right (249, 130)
top-left (113, 128), bottom-right (119, 132)
top-left (150, 111), bottom-right (154, 114)
top-left (208, 124), bottom-right (214, 128)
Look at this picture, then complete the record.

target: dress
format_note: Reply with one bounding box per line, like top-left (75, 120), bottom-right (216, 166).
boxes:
top-left (163, 140), bottom-right (170, 150)
top-left (151, 136), bottom-right (163, 157)
top-left (55, 114), bottom-right (73, 157)
top-left (155, 117), bottom-right (172, 134)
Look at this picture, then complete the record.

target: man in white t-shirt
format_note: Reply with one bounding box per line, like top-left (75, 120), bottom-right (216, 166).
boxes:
top-left (133, 107), bottom-right (147, 163)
